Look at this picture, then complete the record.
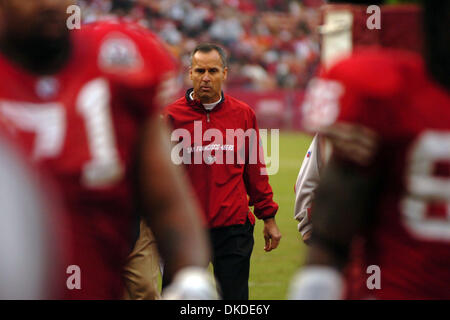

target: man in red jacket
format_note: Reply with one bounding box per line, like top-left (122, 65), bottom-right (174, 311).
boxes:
top-left (163, 43), bottom-right (282, 300)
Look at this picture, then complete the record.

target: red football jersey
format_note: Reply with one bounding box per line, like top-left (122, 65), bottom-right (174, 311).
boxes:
top-left (0, 20), bottom-right (177, 299)
top-left (303, 49), bottom-right (450, 299)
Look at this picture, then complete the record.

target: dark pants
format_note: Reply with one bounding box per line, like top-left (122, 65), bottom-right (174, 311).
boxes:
top-left (161, 219), bottom-right (254, 299)
top-left (209, 218), bottom-right (254, 300)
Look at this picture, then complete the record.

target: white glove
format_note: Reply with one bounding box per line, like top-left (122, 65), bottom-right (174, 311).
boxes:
top-left (162, 267), bottom-right (219, 300)
top-left (288, 266), bottom-right (345, 300)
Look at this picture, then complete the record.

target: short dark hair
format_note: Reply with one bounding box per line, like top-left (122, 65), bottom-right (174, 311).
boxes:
top-left (191, 43), bottom-right (228, 68)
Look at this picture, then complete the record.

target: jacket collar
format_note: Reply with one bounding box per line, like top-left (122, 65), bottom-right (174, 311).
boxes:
top-left (185, 88), bottom-right (225, 112)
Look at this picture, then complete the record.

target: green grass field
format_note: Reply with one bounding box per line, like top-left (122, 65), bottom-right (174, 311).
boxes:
top-left (248, 131), bottom-right (313, 300)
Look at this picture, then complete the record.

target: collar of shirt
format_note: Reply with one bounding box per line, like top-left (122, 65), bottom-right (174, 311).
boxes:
top-left (189, 91), bottom-right (222, 111)
top-left (186, 88), bottom-right (225, 112)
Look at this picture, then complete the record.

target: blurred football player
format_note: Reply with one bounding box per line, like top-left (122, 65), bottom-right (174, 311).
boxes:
top-left (293, 1), bottom-right (419, 245)
top-left (0, 0), bottom-right (214, 299)
top-left (290, 0), bottom-right (450, 299)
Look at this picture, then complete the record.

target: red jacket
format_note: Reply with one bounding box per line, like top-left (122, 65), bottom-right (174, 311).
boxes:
top-left (163, 89), bottom-right (278, 228)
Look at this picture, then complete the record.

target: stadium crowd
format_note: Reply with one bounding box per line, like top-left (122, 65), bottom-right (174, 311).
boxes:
top-left (77, 0), bottom-right (322, 90)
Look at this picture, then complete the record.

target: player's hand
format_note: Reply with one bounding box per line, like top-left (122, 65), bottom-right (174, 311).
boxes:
top-left (263, 217), bottom-right (282, 252)
top-left (319, 122), bottom-right (379, 166)
top-left (162, 267), bottom-right (219, 300)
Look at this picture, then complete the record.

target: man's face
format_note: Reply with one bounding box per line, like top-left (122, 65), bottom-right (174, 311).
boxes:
top-left (0, 0), bottom-right (74, 41)
top-left (190, 50), bottom-right (228, 104)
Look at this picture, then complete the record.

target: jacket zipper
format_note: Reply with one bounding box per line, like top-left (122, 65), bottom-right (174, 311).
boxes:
top-left (206, 111), bottom-right (210, 123)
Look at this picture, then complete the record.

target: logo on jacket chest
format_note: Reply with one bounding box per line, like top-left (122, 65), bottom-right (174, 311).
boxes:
top-left (170, 120), bottom-right (262, 166)
top-left (170, 120), bottom-right (280, 175)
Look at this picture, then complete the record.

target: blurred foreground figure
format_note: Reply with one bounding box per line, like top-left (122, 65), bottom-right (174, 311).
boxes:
top-left (294, 2), bottom-right (421, 244)
top-left (0, 132), bottom-right (65, 299)
top-left (290, 1), bottom-right (450, 299)
top-left (0, 0), bottom-right (214, 299)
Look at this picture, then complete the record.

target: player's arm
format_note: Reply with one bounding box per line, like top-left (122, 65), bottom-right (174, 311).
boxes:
top-left (289, 156), bottom-right (382, 299)
top-left (307, 158), bottom-right (380, 267)
top-left (137, 114), bottom-right (214, 298)
top-left (318, 122), bottom-right (379, 167)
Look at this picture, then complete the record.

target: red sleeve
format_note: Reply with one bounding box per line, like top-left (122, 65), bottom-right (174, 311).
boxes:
top-left (93, 22), bottom-right (180, 117)
top-left (243, 108), bottom-right (279, 220)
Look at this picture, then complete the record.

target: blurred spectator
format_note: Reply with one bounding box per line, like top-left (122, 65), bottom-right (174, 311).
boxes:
top-left (78, 0), bottom-right (321, 90)
top-left (209, 7), bottom-right (244, 45)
